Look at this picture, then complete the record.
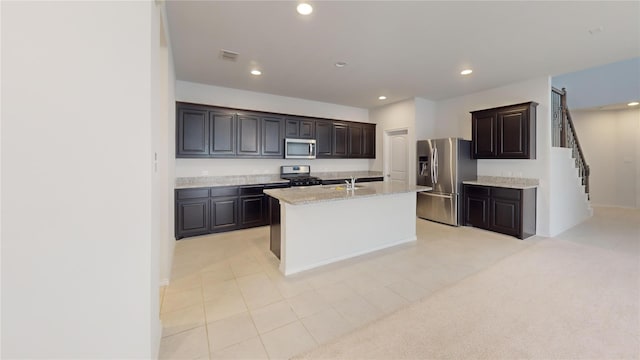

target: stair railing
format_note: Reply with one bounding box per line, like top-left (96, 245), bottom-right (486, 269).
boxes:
top-left (551, 87), bottom-right (590, 199)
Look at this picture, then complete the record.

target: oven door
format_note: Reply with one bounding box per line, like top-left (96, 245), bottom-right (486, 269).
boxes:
top-left (285, 138), bottom-right (316, 159)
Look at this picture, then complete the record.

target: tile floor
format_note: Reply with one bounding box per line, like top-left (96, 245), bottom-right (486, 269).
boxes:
top-left (159, 213), bottom-right (543, 359)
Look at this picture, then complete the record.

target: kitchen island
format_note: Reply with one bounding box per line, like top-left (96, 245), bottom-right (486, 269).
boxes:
top-left (264, 182), bottom-right (431, 275)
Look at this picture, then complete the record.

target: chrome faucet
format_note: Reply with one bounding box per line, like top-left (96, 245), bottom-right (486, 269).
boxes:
top-left (345, 176), bottom-right (356, 191)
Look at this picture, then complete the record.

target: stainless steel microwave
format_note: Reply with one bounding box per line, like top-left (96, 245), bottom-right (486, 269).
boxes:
top-left (284, 138), bottom-right (316, 159)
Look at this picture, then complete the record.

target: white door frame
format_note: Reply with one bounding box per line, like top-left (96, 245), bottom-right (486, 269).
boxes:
top-left (383, 128), bottom-right (410, 184)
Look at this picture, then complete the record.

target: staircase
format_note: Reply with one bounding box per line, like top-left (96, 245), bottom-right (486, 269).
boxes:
top-left (552, 87), bottom-right (591, 199)
top-left (550, 87), bottom-right (593, 235)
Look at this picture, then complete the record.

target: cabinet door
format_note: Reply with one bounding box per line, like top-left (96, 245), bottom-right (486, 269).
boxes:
top-left (497, 107), bottom-right (529, 158)
top-left (210, 197), bottom-right (239, 232)
top-left (472, 110), bottom-right (497, 158)
top-left (176, 199), bottom-right (210, 239)
top-left (285, 119), bottom-right (299, 138)
top-left (465, 194), bottom-right (490, 229)
top-left (362, 124), bottom-right (376, 158)
top-left (348, 124), bottom-right (363, 157)
top-left (261, 117), bottom-right (284, 157)
top-left (490, 197), bottom-right (520, 237)
top-left (315, 120), bottom-right (332, 157)
top-left (240, 196), bottom-right (266, 227)
top-left (299, 120), bottom-right (315, 139)
top-left (332, 123), bottom-right (348, 157)
top-left (210, 111), bottom-right (236, 156)
top-left (464, 185), bottom-right (490, 228)
top-left (237, 115), bottom-right (261, 156)
top-left (177, 106), bottom-right (209, 157)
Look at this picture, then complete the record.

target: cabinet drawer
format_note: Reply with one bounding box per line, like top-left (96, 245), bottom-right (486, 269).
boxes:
top-left (210, 186), bottom-right (239, 197)
top-left (465, 185), bottom-right (490, 197)
top-left (240, 186), bottom-right (264, 196)
top-left (176, 188), bottom-right (210, 200)
top-left (491, 187), bottom-right (521, 200)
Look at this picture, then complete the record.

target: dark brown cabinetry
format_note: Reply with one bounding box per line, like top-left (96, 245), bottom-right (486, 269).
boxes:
top-left (316, 121), bottom-right (376, 159)
top-left (239, 186), bottom-right (267, 228)
top-left (175, 188), bottom-right (211, 238)
top-left (176, 183), bottom-right (289, 239)
top-left (315, 120), bottom-right (333, 157)
top-left (471, 102), bottom-right (537, 159)
top-left (332, 123), bottom-right (349, 157)
top-left (285, 118), bottom-right (314, 139)
top-left (261, 117), bottom-right (284, 157)
top-left (210, 111), bottom-right (236, 156)
top-left (177, 106), bottom-right (209, 157)
top-left (177, 102), bottom-right (375, 159)
top-left (237, 115), bottom-right (260, 156)
top-left (362, 124), bottom-right (375, 158)
top-left (209, 187), bottom-right (239, 232)
top-left (464, 185), bottom-right (490, 228)
top-left (348, 124), bottom-right (363, 157)
top-left (463, 184), bottom-right (536, 239)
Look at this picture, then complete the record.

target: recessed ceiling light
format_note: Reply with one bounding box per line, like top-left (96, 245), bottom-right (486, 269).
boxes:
top-left (460, 69), bottom-right (473, 75)
top-left (297, 3), bottom-right (313, 15)
top-left (335, 61), bottom-right (347, 68)
top-left (628, 101), bottom-right (639, 106)
top-left (250, 69), bottom-right (262, 76)
top-left (378, 96), bottom-right (387, 100)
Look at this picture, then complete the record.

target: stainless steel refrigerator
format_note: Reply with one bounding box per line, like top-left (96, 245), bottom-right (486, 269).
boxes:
top-left (417, 138), bottom-right (477, 226)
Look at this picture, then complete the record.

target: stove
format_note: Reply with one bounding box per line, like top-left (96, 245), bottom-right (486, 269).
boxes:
top-left (280, 165), bottom-right (321, 187)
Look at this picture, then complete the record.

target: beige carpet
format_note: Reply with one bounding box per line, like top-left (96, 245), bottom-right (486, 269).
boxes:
top-left (295, 233), bottom-right (640, 359)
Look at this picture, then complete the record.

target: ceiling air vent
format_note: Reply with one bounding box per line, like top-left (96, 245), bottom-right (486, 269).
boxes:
top-left (220, 49), bottom-right (239, 62)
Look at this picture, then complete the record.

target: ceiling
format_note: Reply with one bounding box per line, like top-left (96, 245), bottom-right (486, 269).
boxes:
top-left (165, 1), bottom-right (640, 109)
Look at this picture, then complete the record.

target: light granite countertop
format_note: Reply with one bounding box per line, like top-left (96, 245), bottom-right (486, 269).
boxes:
top-left (264, 182), bottom-right (431, 205)
top-left (175, 175), bottom-right (289, 189)
top-left (463, 176), bottom-right (539, 190)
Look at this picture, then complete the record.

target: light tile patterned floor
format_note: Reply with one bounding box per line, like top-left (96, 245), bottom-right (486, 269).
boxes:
top-left (159, 216), bottom-right (542, 359)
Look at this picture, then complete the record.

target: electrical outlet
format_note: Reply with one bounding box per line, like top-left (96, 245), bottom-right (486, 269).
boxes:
top-left (201, 170), bottom-right (209, 176)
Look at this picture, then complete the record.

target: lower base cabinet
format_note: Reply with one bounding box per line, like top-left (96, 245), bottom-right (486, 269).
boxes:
top-left (463, 184), bottom-right (536, 239)
top-left (211, 197), bottom-right (238, 231)
top-left (175, 183), bottom-right (288, 239)
top-left (269, 196), bottom-right (281, 259)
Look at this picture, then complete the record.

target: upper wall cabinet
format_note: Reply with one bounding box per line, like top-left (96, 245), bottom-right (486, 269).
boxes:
top-left (210, 110), bottom-right (236, 156)
top-left (285, 118), bottom-right (315, 139)
top-left (261, 116), bottom-right (285, 157)
top-left (176, 102), bottom-right (375, 159)
top-left (177, 105), bottom-right (210, 157)
top-left (471, 101), bottom-right (538, 159)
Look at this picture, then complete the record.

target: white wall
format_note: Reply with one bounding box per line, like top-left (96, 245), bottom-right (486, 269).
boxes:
top-left (369, 99), bottom-right (416, 183)
top-left (157, 3), bottom-right (177, 288)
top-left (415, 97), bottom-right (437, 140)
top-left (552, 57), bottom-right (640, 109)
top-left (549, 148), bottom-right (593, 235)
top-left (175, 81), bottom-right (371, 177)
top-left (434, 77), bottom-right (553, 236)
top-left (571, 108), bottom-right (640, 208)
top-left (2, 2), bottom-right (158, 358)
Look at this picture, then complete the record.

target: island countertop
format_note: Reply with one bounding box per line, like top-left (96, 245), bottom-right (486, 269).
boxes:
top-left (264, 182), bottom-right (431, 205)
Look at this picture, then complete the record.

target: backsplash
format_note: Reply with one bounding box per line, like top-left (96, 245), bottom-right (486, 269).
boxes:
top-left (175, 158), bottom-right (372, 177)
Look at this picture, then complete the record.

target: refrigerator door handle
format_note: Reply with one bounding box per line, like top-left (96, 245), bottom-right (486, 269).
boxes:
top-left (433, 147), bottom-right (439, 184)
top-left (431, 148), bottom-right (436, 184)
